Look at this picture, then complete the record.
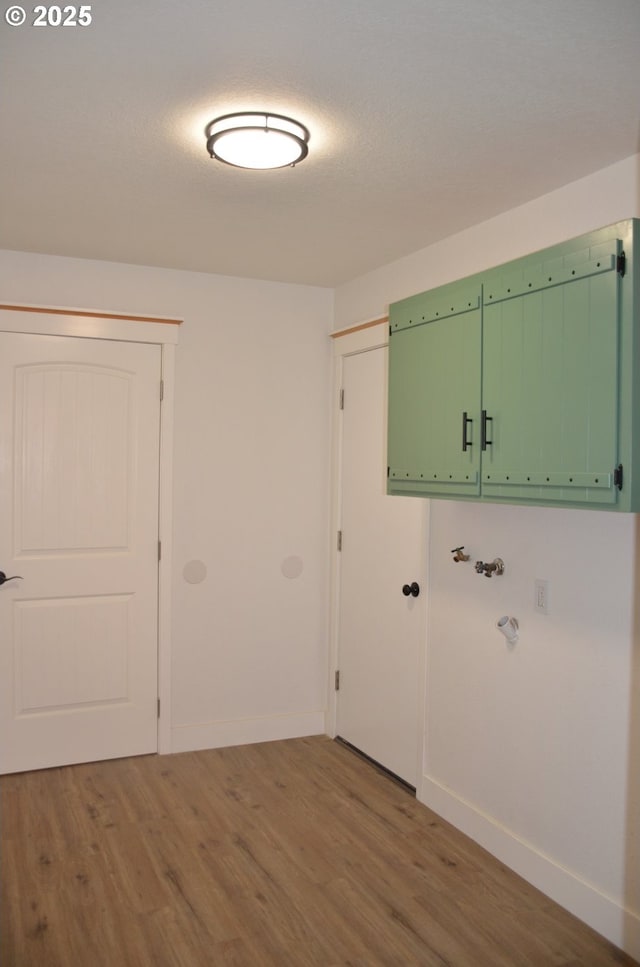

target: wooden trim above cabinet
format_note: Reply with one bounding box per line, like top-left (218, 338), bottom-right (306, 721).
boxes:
top-left (330, 316), bottom-right (388, 338)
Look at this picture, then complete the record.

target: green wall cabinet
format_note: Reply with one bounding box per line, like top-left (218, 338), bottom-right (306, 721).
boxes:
top-left (387, 219), bottom-right (640, 510)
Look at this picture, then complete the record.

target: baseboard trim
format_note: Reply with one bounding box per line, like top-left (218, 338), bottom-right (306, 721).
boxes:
top-left (419, 773), bottom-right (640, 961)
top-left (170, 710), bottom-right (326, 754)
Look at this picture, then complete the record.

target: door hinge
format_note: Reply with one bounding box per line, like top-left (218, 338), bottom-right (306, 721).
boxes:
top-left (157, 697), bottom-right (161, 718)
top-left (614, 464), bottom-right (623, 491)
top-left (160, 379), bottom-right (164, 401)
top-left (617, 252), bottom-right (626, 277)
top-left (337, 530), bottom-right (342, 551)
top-left (334, 670), bottom-right (340, 691)
top-left (339, 388), bottom-right (345, 410)
top-left (158, 540), bottom-right (162, 561)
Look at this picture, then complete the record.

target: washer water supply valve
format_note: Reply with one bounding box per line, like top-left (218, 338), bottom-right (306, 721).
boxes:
top-left (474, 558), bottom-right (505, 578)
top-left (451, 546), bottom-right (470, 562)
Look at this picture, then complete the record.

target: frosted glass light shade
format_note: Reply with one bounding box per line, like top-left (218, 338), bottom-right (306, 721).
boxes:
top-left (205, 113), bottom-right (310, 170)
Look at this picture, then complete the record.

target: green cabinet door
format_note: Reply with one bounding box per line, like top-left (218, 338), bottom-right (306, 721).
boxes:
top-left (387, 219), bottom-right (637, 510)
top-left (388, 280), bottom-right (481, 497)
top-left (481, 236), bottom-right (621, 506)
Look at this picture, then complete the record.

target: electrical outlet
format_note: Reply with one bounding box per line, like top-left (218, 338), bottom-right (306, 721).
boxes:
top-left (534, 578), bottom-right (550, 615)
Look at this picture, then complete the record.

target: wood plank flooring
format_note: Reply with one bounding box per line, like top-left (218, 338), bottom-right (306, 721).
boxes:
top-left (1, 736), bottom-right (636, 966)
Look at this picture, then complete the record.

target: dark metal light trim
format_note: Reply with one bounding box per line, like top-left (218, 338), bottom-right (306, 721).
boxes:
top-left (205, 112), bottom-right (310, 170)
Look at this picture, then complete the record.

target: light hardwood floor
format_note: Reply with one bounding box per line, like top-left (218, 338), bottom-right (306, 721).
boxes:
top-left (1, 736), bottom-right (636, 966)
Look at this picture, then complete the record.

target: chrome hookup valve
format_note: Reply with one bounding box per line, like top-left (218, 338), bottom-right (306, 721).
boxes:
top-left (475, 558), bottom-right (505, 578)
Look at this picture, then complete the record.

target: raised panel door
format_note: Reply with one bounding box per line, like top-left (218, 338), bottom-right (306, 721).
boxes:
top-left (0, 332), bottom-right (161, 773)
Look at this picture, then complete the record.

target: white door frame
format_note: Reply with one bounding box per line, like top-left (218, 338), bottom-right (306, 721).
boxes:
top-left (327, 317), bottom-right (428, 786)
top-left (0, 304), bottom-right (180, 755)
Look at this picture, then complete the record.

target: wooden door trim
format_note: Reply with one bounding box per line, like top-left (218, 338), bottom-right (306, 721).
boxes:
top-left (0, 303), bottom-right (182, 325)
top-left (0, 306), bottom-right (180, 346)
top-left (330, 316), bottom-right (388, 339)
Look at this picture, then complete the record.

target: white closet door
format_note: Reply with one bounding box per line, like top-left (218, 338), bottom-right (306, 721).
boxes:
top-left (0, 332), bottom-right (161, 774)
top-left (336, 346), bottom-right (427, 786)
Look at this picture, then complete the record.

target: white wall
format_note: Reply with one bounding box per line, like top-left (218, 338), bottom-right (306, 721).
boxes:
top-left (335, 154), bottom-right (640, 329)
top-left (333, 154), bottom-right (640, 959)
top-left (0, 252), bottom-right (334, 750)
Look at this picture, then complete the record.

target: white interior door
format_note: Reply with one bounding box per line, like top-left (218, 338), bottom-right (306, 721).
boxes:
top-left (0, 332), bottom-right (161, 774)
top-left (336, 347), bottom-right (427, 786)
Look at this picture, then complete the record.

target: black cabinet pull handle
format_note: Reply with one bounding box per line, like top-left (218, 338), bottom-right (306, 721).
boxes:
top-left (0, 572), bottom-right (23, 586)
top-left (481, 410), bottom-right (493, 450)
top-left (461, 411), bottom-right (473, 451)
top-left (402, 582), bottom-right (420, 597)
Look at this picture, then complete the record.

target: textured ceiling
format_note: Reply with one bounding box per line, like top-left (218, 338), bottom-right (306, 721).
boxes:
top-left (2, 0), bottom-right (639, 287)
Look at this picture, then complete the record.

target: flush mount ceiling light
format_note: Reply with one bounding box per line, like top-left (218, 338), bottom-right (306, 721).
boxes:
top-left (205, 112), bottom-right (310, 170)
